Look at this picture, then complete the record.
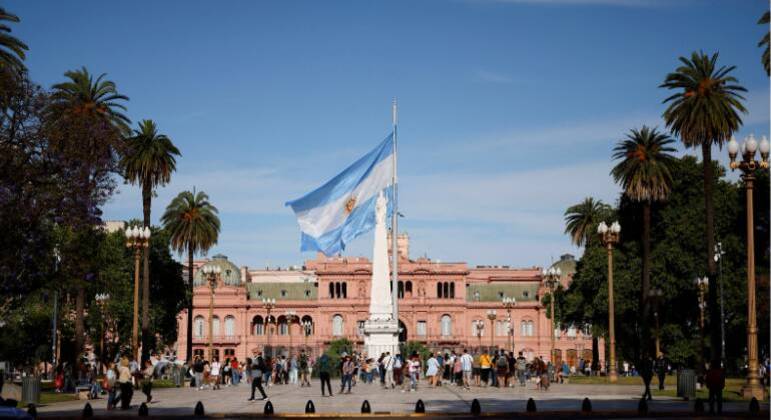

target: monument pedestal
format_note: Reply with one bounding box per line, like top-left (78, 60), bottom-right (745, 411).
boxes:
top-left (363, 318), bottom-right (399, 358)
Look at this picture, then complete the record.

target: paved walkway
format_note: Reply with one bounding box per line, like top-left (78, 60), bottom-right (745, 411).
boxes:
top-left (35, 380), bottom-right (765, 417)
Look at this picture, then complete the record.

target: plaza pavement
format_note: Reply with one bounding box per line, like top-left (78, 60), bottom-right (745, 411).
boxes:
top-left (35, 380), bottom-right (767, 418)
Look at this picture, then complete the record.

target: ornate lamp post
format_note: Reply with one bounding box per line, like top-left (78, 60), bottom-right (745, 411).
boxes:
top-left (285, 310), bottom-right (298, 356)
top-left (262, 298), bottom-right (276, 355)
top-left (597, 220), bottom-right (620, 383)
top-left (542, 267), bottom-right (560, 364)
top-left (647, 288), bottom-right (663, 357)
top-left (486, 310), bottom-right (497, 349)
top-left (728, 134), bottom-right (769, 399)
top-left (201, 264), bottom-right (221, 361)
top-left (95, 292), bottom-right (110, 374)
top-left (473, 319), bottom-right (484, 350)
top-left (125, 225), bottom-right (150, 361)
top-left (502, 297), bottom-right (517, 351)
top-left (714, 242), bottom-right (726, 364)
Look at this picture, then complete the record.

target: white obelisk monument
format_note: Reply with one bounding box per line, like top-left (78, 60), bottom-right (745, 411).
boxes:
top-left (363, 191), bottom-right (400, 357)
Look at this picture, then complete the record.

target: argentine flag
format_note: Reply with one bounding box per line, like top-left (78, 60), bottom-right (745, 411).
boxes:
top-left (285, 134), bottom-right (394, 256)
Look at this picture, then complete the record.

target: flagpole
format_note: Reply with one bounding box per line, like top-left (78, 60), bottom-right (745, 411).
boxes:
top-left (391, 98), bottom-right (399, 324)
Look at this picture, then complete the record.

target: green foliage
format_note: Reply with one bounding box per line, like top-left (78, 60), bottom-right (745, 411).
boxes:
top-left (759, 11), bottom-right (769, 76)
top-left (400, 340), bottom-right (431, 364)
top-left (563, 157), bottom-right (769, 373)
top-left (564, 198), bottom-right (613, 248)
top-left (0, 7), bottom-right (28, 74)
top-left (319, 338), bottom-right (354, 376)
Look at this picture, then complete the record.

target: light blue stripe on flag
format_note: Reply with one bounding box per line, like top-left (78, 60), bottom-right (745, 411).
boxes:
top-left (286, 133), bottom-right (394, 255)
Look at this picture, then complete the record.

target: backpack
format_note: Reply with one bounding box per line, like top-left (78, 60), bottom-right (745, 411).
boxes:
top-left (497, 356), bottom-right (508, 369)
top-left (299, 354), bottom-right (308, 370)
top-left (517, 358), bottom-right (527, 371)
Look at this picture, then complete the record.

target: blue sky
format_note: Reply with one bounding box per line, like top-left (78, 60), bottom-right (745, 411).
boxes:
top-left (11, 0), bottom-right (770, 268)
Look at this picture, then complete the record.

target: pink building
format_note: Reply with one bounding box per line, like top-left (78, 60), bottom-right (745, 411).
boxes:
top-left (177, 235), bottom-right (604, 368)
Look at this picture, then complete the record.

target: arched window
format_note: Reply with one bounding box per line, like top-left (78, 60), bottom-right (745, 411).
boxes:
top-left (278, 316), bottom-right (288, 335)
top-left (301, 315), bottom-right (314, 335)
top-left (332, 315), bottom-right (344, 336)
top-left (437, 282), bottom-right (442, 298)
top-left (405, 281), bottom-right (412, 296)
top-left (449, 282), bottom-right (455, 298)
top-left (520, 320), bottom-right (529, 337)
top-left (194, 316), bottom-right (205, 338)
top-left (398, 281), bottom-right (404, 299)
top-left (443, 282), bottom-right (449, 299)
top-left (329, 283), bottom-right (334, 298)
top-left (342, 282), bottom-right (347, 298)
top-left (211, 316), bottom-right (220, 337)
top-left (440, 315), bottom-right (452, 337)
top-left (224, 315), bottom-right (235, 337)
top-left (472, 320), bottom-right (484, 337)
top-left (527, 320), bottom-right (534, 337)
top-left (252, 315), bottom-right (264, 335)
top-left (335, 282), bottom-right (341, 299)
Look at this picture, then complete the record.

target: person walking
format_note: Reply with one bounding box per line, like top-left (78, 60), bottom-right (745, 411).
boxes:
top-left (104, 362), bottom-right (117, 410)
top-left (117, 357), bottom-right (133, 410)
top-left (496, 351), bottom-right (509, 387)
top-left (248, 356), bottom-right (268, 401)
top-left (299, 350), bottom-right (311, 387)
top-left (460, 349), bottom-right (473, 390)
top-left (393, 354), bottom-right (403, 386)
top-left (472, 351), bottom-right (481, 387)
top-left (640, 357), bottom-right (653, 401)
top-left (318, 354), bottom-right (333, 397)
top-left (706, 364), bottom-right (725, 415)
top-left (231, 357), bottom-right (240, 386)
top-left (192, 356), bottom-right (204, 390)
top-left (479, 350), bottom-right (492, 387)
top-left (426, 354), bottom-right (439, 386)
top-left (382, 352), bottom-right (395, 389)
top-left (244, 357), bottom-right (253, 385)
top-left (141, 359), bottom-right (154, 403)
top-left (654, 354), bottom-right (667, 390)
top-left (210, 358), bottom-right (221, 390)
top-left (289, 355), bottom-right (298, 385)
top-left (340, 355), bottom-right (354, 394)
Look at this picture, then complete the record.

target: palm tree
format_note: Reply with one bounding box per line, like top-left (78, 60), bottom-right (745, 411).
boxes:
top-left (0, 7), bottom-right (28, 75)
top-left (759, 11), bottom-right (769, 75)
top-left (122, 119), bottom-right (180, 361)
top-left (611, 126), bottom-right (675, 359)
top-left (48, 67), bottom-right (129, 359)
top-left (564, 197), bottom-right (612, 248)
top-left (660, 51), bottom-right (746, 365)
top-left (161, 190), bottom-right (220, 363)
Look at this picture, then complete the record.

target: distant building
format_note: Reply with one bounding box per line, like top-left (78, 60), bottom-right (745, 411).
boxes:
top-left (176, 236), bottom-right (603, 369)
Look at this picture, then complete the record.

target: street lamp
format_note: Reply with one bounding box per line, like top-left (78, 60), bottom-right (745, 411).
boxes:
top-left (472, 319), bottom-right (485, 350)
top-left (728, 133), bottom-right (768, 400)
top-left (647, 288), bottom-right (663, 357)
top-left (95, 293), bottom-right (110, 374)
top-left (714, 242), bottom-right (726, 364)
top-left (262, 298), bottom-right (276, 355)
top-left (285, 310), bottom-right (298, 356)
top-left (486, 310), bottom-right (497, 349)
top-left (125, 225), bottom-right (151, 361)
top-left (598, 220), bottom-right (621, 383)
top-left (502, 297), bottom-right (517, 352)
top-left (542, 267), bottom-right (560, 365)
top-left (201, 264), bottom-right (221, 361)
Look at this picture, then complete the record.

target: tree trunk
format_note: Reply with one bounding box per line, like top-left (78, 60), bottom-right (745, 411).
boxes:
top-left (186, 243), bottom-right (194, 364)
top-left (701, 143), bottom-right (720, 367)
top-left (74, 286), bottom-right (85, 360)
top-left (641, 200), bottom-right (651, 360)
top-left (141, 182), bottom-right (152, 363)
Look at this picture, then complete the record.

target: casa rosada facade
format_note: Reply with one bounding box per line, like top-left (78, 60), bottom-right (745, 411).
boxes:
top-left (176, 235), bottom-right (604, 368)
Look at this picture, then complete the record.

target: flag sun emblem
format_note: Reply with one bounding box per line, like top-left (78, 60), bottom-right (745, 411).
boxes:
top-left (345, 196), bottom-right (357, 214)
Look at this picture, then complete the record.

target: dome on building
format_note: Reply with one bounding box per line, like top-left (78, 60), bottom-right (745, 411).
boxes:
top-left (194, 254), bottom-right (241, 286)
top-left (549, 253), bottom-right (576, 280)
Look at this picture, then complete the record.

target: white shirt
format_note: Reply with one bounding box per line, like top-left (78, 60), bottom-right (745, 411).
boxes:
top-left (460, 354), bottom-right (474, 371)
top-left (211, 361), bottom-right (220, 376)
top-left (383, 355), bottom-right (394, 370)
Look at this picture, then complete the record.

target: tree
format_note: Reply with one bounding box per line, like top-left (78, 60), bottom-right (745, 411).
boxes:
top-left (161, 190), bottom-right (220, 363)
top-left (611, 126), bottom-right (676, 360)
top-left (122, 119), bottom-right (180, 361)
top-left (0, 7), bottom-right (27, 75)
top-left (759, 11), bottom-right (770, 76)
top-left (564, 198), bottom-right (613, 248)
top-left (660, 51), bottom-right (746, 366)
top-left (46, 67), bottom-right (129, 360)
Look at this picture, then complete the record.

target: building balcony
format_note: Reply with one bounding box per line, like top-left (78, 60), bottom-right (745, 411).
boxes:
top-left (192, 335), bottom-right (240, 345)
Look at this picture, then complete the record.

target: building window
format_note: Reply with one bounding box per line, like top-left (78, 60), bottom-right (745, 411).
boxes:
top-left (520, 320), bottom-right (534, 337)
top-left (473, 291), bottom-right (480, 301)
top-left (405, 281), bottom-right (413, 296)
top-left (498, 292), bottom-right (504, 299)
top-left (280, 290), bottom-right (287, 297)
top-left (449, 282), bottom-right (455, 298)
top-left (357, 320), bottom-right (366, 336)
top-left (194, 316), bottom-right (205, 338)
top-left (330, 282), bottom-right (348, 299)
top-left (211, 316), bottom-right (220, 337)
top-left (437, 282), bottom-right (442, 298)
top-left (332, 314), bottom-right (344, 336)
top-left (522, 291), bottom-right (529, 299)
top-left (440, 315), bottom-right (452, 337)
top-left (252, 315), bottom-right (264, 335)
top-left (224, 348), bottom-right (235, 357)
top-left (567, 325), bottom-right (577, 339)
top-left (224, 316), bottom-right (235, 337)
top-left (305, 289), bottom-right (311, 297)
top-left (496, 320), bottom-right (510, 337)
top-left (342, 282), bottom-right (347, 298)
top-left (398, 281), bottom-right (404, 298)
top-left (443, 282), bottom-right (449, 298)
top-left (193, 349), bottom-right (205, 358)
top-left (278, 316), bottom-right (288, 335)
top-left (329, 283), bottom-right (334, 298)
top-left (472, 320), bottom-right (484, 337)
top-left (416, 321), bottom-right (427, 336)
top-left (257, 289), bottom-right (263, 297)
